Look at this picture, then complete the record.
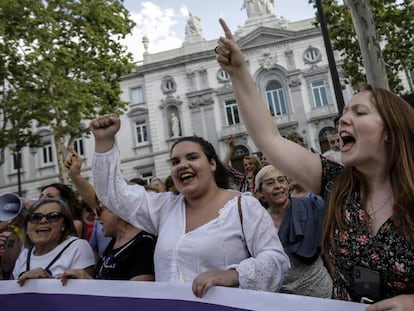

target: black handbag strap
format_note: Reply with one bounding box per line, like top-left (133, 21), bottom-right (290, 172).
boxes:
top-left (26, 238), bottom-right (79, 273)
top-left (238, 196), bottom-right (252, 257)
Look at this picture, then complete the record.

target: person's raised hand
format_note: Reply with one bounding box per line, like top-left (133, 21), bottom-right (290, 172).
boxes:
top-left (216, 18), bottom-right (246, 75)
top-left (192, 269), bottom-right (239, 298)
top-left (90, 114), bottom-right (120, 152)
top-left (64, 145), bottom-right (82, 179)
top-left (228, 135), bottom-right (235, 150)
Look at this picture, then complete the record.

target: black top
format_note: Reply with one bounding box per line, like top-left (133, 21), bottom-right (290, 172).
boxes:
top-left (94, 230), bottom-right (156, 280)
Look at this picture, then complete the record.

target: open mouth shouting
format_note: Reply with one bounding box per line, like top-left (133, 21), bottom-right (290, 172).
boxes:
top-left (180, 172), bottom-right (196, 185)
top-left (340, 131), bottom-right (355, 152)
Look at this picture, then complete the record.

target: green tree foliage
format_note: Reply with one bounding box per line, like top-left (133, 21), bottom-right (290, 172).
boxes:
top-left (0, 0), bottom-right (135, 182)
top-left (309, 0), bottom-right (414, 93)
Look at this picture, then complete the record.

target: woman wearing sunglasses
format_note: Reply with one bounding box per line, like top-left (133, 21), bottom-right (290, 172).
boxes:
top-left (12, 199), bottom-right (95, 285)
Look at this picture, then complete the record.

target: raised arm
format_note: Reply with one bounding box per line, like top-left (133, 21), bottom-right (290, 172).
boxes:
top-left (90, 114), bottom-right (120, 153)
top-left (216, 19), bottom-right (323, 194)
top-left (65, 145), bottom-right (99, 211)
top-left (90, 115), bottom-right (176, 235)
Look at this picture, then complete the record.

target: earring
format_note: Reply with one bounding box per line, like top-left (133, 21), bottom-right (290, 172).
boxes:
top-left (61, 227), bottom-right (65, 232)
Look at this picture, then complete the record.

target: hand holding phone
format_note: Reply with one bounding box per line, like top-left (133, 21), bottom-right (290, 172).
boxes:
top-left (354, 266), bottom-right (381, 302)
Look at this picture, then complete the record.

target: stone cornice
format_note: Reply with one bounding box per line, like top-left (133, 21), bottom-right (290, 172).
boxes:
top-left (137, 50), bottom-right (215, 74)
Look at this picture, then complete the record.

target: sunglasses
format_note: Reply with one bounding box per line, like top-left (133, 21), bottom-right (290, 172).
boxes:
top-left (28, 212), bottom-right (63, 224)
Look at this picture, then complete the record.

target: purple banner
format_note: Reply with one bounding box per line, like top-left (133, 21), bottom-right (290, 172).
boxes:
top-left (0, 280), bottom-right (365, 311)
top-left (1, 293), bottom-right (248, 311)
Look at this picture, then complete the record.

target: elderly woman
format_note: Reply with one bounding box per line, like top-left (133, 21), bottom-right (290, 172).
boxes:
top-left (255, 165), bottom-right (332, 298)
top-left (39, 183), bottom-right (86, 238)
top-left (12, 199), bottom-right (95, 285)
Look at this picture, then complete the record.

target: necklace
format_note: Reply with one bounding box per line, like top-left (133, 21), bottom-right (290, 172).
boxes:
top-left (368, 196), bottom-right (392, 218)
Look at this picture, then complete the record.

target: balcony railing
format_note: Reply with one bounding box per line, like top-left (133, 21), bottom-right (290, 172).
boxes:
top-left (309, 104), bottom-right (338, 121)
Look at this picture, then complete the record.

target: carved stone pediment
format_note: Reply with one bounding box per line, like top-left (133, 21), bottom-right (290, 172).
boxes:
top-left (188, 95), bottom-right (214, 108)
top-left (258, 52), bottom-right (278, 69)
top-left (288, 79), bottom-right (301, 88)
top-left (160, 96), bottom-right (182, 109)
top-left (237, 27), bottom-right (293, 50)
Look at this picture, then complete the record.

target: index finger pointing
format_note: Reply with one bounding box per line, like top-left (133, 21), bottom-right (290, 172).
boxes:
top-left (219, 18), bottom-right (233, 40)
top-left (66, 145), bottom-right (76, 154)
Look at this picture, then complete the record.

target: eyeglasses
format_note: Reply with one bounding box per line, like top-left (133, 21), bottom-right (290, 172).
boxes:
top-left (28, 212), bottom-right (63, 224)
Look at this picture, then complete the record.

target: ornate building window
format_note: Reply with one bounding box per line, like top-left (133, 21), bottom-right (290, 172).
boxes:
top-left (127, 106), bottom-right (150, 146)
top-left (265, 80), bottom-right (287, 116)
top-left (12, 151), bottom-right (22, 172)
top-left (135, 121), bottom-right (148, 144)
top-left (130, 86), bottom-right (144, 105)
top-left (142, 172), bottom-right (153, 185)
top-left (303, 46), bottom-right (322, 64)
top-left (42, 140), bottom-right (54, 165)
top-left (73, 137), bottom-right (85, 156)
top-left (225, 99), bottom-right (240, 126)
top-left (311, 80), bottom-right (329, 107)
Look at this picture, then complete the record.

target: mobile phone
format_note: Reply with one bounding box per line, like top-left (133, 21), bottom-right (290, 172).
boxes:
top-left (353, 266), bottom-right (381, 301)
top-left (360, 297), bottom-right (374, 304)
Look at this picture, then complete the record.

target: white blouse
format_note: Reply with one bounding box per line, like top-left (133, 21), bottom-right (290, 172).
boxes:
top-left (93, 146), bottom-right (290, 292)
top-left (12, 236), bottom-right (95, 279)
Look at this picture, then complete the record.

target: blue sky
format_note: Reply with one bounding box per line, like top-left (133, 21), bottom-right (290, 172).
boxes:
top-left (122, 0), bottom-right (317, 62)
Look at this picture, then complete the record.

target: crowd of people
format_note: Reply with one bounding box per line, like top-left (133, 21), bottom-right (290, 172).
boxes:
top-left (0, 16), bottom-right (413, 311)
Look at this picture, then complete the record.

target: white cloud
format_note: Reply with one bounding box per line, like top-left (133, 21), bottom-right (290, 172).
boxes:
top-left (122, 2), bottom-right (188, 62)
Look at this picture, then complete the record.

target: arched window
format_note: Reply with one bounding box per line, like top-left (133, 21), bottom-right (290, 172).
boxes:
top-left (265, 81), bottom-right (287, 116)
top-left (319, 126), bottom-right (335, 153)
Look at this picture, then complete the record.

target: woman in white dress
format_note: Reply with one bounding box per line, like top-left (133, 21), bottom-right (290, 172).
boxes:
top-left (91, 114), bottom-right (290, 298)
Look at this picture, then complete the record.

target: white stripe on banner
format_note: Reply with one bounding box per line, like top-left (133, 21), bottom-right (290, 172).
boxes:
top-left (0, 280), bottom-right (366, 311)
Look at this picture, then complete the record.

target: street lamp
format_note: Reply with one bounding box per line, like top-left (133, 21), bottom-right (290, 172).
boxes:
top-left (14, 143), bottom-right (38, 197)
top-left (315, 0), bottom-right (345, 115)
top-left (29, 144), bottom-right (38, 157)
top-left (14, 145), bottom-right (22, 197)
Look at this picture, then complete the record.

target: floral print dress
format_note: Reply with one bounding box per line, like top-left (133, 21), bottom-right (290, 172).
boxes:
top-left (320, 156), bottom-right (414, 301)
